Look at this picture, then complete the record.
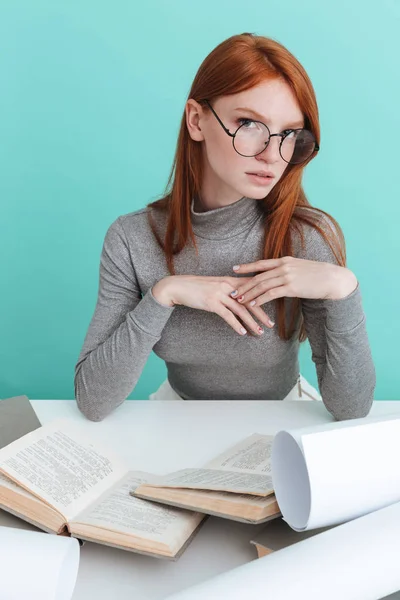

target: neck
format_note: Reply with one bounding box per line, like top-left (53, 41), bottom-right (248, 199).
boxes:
top-left (193, 191), bottom-right (245, 213)
top-left (190, 194), bottom-right (263, 240)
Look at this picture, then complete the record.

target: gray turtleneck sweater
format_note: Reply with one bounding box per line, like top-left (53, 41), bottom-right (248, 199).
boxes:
top-left (74, 196), bottom-right (376, 422)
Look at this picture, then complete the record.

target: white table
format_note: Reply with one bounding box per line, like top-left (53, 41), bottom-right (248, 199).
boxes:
top-left (2, 399), bottom-right (400, 600)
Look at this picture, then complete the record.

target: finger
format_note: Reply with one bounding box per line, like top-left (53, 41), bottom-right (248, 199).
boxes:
top-left (215, 305), bottom-right (249, 336)
top-left (231, 266), bottom-right (285, 300)
top-left (250, 285), bottom-right (291, 307)
top-left (224, 276), bottom-right (254, 287)
top-left (211, 276), bottom-right (253, 282)
top-left (236, 276), bottom-right (286, 304)
top-left (233, 259), bottom-right (282, 273)
top-left (223, 278), bottom-right (256, 300)
top-left (225, 298), bottom-right (265, 336)
top-left (248, 304), bottom-right (275, 328)
top-left (231, 270), bottom-right (283, 299)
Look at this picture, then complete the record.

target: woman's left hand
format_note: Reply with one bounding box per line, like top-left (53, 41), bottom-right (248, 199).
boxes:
top-left (230, 257), bottom-right (358, 306)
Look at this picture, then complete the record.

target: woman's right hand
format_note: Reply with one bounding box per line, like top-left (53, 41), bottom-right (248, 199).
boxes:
top-left (152, 275), bottom-right (275, 337)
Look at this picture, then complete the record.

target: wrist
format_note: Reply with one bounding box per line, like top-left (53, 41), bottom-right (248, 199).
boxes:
top-left (328, 267), bottom-right (358, 300)
top-left (152, 277), bottom-right (177, 307)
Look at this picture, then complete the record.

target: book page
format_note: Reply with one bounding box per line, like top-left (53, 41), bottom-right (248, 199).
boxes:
top-left (205, 433), bottom-right (273, 474)
top-left (0, 471), bottom-right (39, 501)
top-left (140, 484), bottom-right (276, 507)
top-left (145, 468), bottom-right (273, 495)
top-left (165, 487), bottom-right (276, 506)
top-left (143, 434), bottom-right (275, 495)
top-left (73, 471), bottom-right (204, 546)
top-left (0, 418), bottom-right (128, 521)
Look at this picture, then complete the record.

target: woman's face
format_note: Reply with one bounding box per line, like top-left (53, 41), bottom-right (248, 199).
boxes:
top-left (186, 78), bottom-right (305, 206)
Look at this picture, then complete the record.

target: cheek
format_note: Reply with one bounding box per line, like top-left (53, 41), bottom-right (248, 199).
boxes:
top-left (276, 163), bottom-right (289, 181)
top-left (203, 128), bottom-right (230, 159)
top-left (206, 133), bottom-right (240, 173)
top-left (221, 153), bottom-right (247, 182)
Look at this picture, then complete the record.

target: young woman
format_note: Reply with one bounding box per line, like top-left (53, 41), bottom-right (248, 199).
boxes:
top-left (74, 33), bottom-right (376, 422)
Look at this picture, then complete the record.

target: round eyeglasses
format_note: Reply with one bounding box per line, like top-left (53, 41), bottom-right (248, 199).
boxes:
top-left (203, 99), bottom-right (319, 165)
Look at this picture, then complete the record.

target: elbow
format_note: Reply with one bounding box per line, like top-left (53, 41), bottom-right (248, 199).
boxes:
top-left (325, 378), bottom-right (376, 422)
top-left (74, 369), bottom-right (122, 422)
top-left (75, 391), bottom-right (123, 422)
top-left (75, 387), bottom-right (107, 422)
top-left (331, 399), bottom-right (373, 422)
top-left (325, 398), bottom-right (372, 422)
top-left (76, 400), bottom-right (108, 422)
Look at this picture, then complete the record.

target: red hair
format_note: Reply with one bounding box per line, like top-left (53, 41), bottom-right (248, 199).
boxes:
top-left (146, 33), bottom-right (346, 342)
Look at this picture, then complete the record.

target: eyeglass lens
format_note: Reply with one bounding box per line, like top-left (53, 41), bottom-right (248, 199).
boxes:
top-left (234, 121), bottom-right (316, 164)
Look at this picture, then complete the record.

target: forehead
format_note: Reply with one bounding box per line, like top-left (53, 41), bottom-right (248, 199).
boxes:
top-left (218, 79), bottom-right (304, 126)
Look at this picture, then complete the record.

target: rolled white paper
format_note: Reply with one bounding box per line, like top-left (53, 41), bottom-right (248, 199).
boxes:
top-left (163, 501), bottom-right (400, 600)
top-left (271, 413), bottom-right (400, 531)
top-left (0, 526), bottom-right (80, 600)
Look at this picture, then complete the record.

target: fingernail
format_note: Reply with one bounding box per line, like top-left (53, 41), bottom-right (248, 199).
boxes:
top-left (268, 319), bottom-right (275, 327)
top-left (237, 295), bottom-right (244, 302)
top-left (230, 290), bottom-right (238, 297)
top-left (258, 326), bottom-right (264, 335)
top-left (240, 327), bottom-right (247, 335)
top-left (233, 265), bottom-right (240, 271)
top-left (250, 300), bottom-right (256, 306)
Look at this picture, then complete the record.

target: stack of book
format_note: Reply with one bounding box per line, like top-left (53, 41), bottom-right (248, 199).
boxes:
top-left (0, 397), bottom-right (279, 560)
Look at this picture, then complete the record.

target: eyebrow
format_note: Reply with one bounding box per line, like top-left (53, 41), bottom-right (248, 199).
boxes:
top-left (233, 107), bottom-right (304, 129)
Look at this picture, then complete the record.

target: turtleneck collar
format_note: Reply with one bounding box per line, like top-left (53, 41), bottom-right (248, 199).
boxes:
top-left (190, 195), bottom-right (264, 240)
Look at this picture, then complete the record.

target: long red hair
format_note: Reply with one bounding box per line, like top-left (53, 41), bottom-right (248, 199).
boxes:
top-left (146, 33), bottom-right (346, 342)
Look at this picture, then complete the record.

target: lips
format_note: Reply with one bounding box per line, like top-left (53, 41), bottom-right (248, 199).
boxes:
top-left (247, 172), bottom-right (274, 178)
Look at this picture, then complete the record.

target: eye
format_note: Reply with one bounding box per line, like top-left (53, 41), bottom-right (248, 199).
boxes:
top-left (236, 118), bottom-right (255, 128)
top-left (282, 129), bottom-right (295, 138)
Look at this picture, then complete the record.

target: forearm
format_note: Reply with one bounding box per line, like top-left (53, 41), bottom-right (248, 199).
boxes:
top-left (303, 285), bottom-right (376, 421)
top-left (74, 288), bottom-right (175, 421)
top-left (316, 319), bottom-right (376, 420)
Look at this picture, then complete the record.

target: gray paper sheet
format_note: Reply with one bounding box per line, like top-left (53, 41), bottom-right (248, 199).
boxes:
top-left (0, 395), bottom-right (41, 449)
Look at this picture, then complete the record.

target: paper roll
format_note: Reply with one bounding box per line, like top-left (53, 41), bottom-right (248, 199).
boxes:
top-left (163, 501), bottom-right (400, 599)
top-left (271, 413), bottom-right (400, 530)
top-left (0, 526), bottom-right (80, 600)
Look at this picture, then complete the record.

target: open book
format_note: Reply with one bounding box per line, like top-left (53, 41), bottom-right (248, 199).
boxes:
top-left (133, 434), bottom-right (280, 524)
top-left (0, 418), bottom-right (205, 560)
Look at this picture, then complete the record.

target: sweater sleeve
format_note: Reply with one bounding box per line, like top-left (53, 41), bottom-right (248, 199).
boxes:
top-left (298, 216), bottom-right (376, 421)
top-left (74, 217), bottom-right (175, 421)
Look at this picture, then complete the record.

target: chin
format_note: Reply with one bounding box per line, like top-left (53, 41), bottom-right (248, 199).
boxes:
top-left (244, 187), bottom-right (274, 200)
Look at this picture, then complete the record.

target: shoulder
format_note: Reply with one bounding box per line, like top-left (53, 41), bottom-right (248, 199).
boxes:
top-left (291, 206), bottom-right (345, 265)
top-left (103, 204), bottom-right (165, 249)
top-left (111, 206), bottom-right (151, 236)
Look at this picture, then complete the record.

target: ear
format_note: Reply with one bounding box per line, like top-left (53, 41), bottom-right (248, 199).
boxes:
top-left (185, 99), bottom-right (206, 142)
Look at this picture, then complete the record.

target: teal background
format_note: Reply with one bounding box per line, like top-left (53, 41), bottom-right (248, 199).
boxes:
top-left (1, 0), bottom-right (399, 400)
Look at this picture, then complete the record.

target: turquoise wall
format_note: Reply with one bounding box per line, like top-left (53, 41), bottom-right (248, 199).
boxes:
top-left (1, 0), bottom-right (399, 400)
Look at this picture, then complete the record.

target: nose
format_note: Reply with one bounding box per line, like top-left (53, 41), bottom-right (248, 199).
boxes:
top-left (257, 134), bottom-right (282, 163)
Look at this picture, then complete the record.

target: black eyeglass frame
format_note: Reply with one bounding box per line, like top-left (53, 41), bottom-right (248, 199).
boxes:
top-left (203, 99), bottom-right (320, 164)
